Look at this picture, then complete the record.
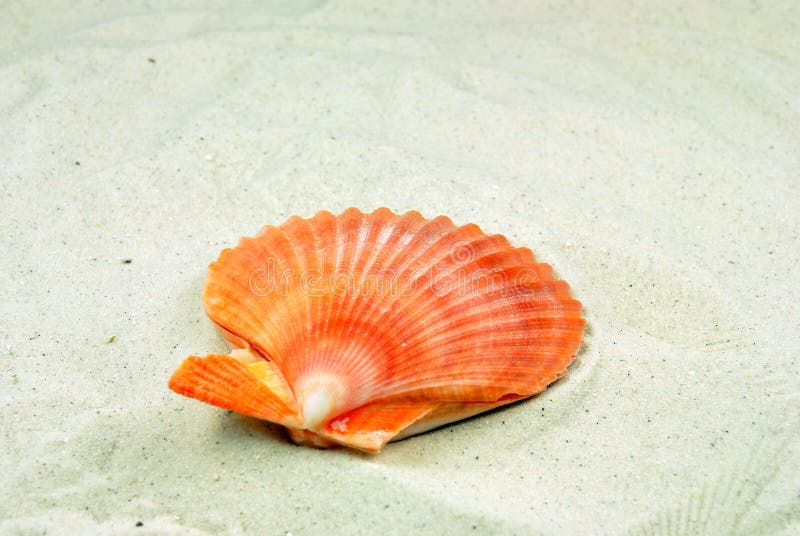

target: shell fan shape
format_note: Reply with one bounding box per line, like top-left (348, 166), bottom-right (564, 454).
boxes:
top-left (169, 208), bottom-right (584, 452)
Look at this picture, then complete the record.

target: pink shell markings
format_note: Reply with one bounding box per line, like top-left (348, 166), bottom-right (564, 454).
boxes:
top-left (169, 207), bottom-right (585, 452)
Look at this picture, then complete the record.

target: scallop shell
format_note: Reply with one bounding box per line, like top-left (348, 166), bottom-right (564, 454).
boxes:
top-left (169, 208), bottom-right (584, 452)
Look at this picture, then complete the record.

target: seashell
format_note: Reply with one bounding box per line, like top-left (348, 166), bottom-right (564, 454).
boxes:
top-left (169, 207), bottom-right (584, 452)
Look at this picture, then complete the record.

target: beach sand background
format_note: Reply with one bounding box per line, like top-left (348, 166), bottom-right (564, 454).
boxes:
top-left (1, 1), bottom-right (798, 534)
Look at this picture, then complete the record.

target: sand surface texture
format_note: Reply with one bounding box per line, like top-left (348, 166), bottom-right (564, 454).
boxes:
top-left (2, 2), bottom-right (798, 534)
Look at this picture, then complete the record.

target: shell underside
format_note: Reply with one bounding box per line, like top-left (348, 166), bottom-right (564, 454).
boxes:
top-left (169, 207), bottom-right (584, 452)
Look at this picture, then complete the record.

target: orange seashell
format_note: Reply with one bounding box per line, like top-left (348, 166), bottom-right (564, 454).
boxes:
top-left (169, 207), bottom-right (584, 452)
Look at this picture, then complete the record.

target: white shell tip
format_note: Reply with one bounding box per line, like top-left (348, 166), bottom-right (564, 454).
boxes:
top-left (302, 389), bottom-right (334, 429)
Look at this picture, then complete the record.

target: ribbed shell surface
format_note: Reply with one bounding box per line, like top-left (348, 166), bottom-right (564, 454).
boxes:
top-left (169, 208), bottom-right (584, 452)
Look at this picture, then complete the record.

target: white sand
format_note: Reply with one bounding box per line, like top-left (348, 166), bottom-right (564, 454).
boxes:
top-left (1, 1), bottom-right (798, 534)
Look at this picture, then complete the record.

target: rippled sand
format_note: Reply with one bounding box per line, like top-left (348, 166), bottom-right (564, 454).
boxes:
top-left (1, 2), bottom-right (798, 533)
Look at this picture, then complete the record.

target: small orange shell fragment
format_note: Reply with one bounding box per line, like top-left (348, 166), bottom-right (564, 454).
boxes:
top-left (168, 207), bottom-right (584, 452)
